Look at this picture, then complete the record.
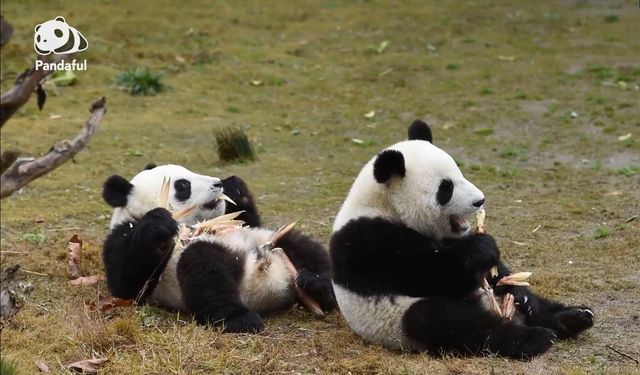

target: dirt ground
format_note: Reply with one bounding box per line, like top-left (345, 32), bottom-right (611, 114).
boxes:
top-left (1, 0), bottom-right (639, 373)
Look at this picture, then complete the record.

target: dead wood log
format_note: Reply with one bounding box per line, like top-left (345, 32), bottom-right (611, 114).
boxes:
top-left (0, 97), bottom-right (107, 199)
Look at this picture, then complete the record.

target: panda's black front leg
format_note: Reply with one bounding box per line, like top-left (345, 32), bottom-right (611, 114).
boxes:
top-left (490, 261), bottom-right (594, 339)
top-left (102, 207), bottom-right (177, 299)
top-left (277, 230), bottom-right (337, 312)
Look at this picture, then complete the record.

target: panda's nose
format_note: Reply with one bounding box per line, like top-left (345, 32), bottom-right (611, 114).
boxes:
top-left (212, 182), bottom-right (222, 189)
top-left (473, 198), bottom-right (485, 208)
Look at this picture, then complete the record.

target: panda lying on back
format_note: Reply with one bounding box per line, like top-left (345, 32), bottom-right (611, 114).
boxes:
top-left (102, 164), bottom-right (335, 333)
top-left (331, 120), bottom-right (593, 359)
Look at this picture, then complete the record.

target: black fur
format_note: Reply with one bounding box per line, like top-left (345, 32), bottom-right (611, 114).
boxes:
top-left (144, 163), bottom-right (157, 170)
top-left (489, 263), bottom-right (594, 340)
top-left (331, 217), bottom-right (570, 359)
top-left (173, 179), bottom-right (191, 202)
top-left (102, 208), bottom-right (177, 299)
top-left (331, 217), bottom-right (498, 299)
top-left (373, 150), bottom-right (406, 184)
top-left (102, 175), bottom-right (133, 208)
top-left (176, 240), bottom-right (264, 333)
top-left (278, 230), bottom-right (336, 311)
top-left (221, 176), bottom-right (262, 227)
top-left (436, 179), bottom-right (454, 205)
top-left (407, 119), bottom-right (433, 142)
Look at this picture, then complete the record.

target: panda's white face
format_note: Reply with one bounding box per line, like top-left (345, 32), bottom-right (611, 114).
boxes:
top-left (383, 141), bottom-right (484, 239)
top-left (104, 164), bottom-right (226, 228)
top-left (333, 124), bottom-right (485, 240)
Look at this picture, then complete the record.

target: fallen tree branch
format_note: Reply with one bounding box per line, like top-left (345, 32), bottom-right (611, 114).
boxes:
top-left (0, 97), bottom-right (107, 199)
top-left (0, 54), bottom-right (69, 127)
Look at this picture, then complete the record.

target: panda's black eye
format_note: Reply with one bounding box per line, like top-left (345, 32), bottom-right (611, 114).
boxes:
top-left (54, 28), bottom-right (63, 38)
top-left (174, 179), bottom-right (191, 201)
top-left (436, 179), bottom-right (453, 205)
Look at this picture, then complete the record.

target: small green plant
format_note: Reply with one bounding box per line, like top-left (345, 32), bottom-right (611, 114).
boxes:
top-left (115, 67), bottom-right (167, 96)
top-left (603, 14), bottom-right (619, 23)
top-left (499, 147), bottom-right (519, 158)
top-left (618, 166), bottom-right (639, 177)
top-left (214, 126), bottom-right (256, 162)
top-left (23, 231), bottom-right (45, 245)
top-left (593, 227), bottom-right (611, 239)
top-left (1, 357), bottom-right (18, 375)
top-left (445, 63), bottom-right (460, 70)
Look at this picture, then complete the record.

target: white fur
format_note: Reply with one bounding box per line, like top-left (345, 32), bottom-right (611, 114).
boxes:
top-left (109, 164), bottom-right (225, 228)
top-left (149, 247), bottom-right (186, 310)
top-left (334, 140), bottom-right (484, 239)
top-left (333, 283), bottom-right (419, 350)
top-left (333, 138), bottom-right (486, 350)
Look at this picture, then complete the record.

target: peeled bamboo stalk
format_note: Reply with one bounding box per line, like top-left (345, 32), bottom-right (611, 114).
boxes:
top-left (265, 222), bottom-right (324, 317)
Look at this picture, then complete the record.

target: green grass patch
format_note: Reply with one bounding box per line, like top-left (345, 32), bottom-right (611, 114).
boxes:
top-left (593, 227), bottom-right (612, 239)
top-left (115, 67), bottom-right (168, 96)
top-left (618, 166), bottom-right (639, 177)
top-left (214, 126), bottom-right (256, 163)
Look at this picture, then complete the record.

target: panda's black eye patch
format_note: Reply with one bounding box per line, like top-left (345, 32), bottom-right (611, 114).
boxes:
top-left (436, 179), bottom-right (453, 205)
top-left (174, 179), bottom-right (191, 201)
top-left (54, 28), bottom-right (63, 38)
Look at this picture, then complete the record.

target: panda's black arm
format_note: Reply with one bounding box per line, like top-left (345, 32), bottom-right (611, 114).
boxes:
top-left (330, 217), bottom-right (497, 298)
top-left (221, 176), bottom-right (261, 227)
top-left (102, 208), bottom-right (177, 299)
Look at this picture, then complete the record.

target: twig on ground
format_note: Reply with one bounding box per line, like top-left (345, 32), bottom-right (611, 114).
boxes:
top-left (606, 345), bottom-right (639, 364)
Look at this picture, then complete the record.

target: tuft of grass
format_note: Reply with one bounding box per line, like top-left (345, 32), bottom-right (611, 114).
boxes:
top-left (618, 166), bottom-right (639, 177)
top-left (114, 67), bottom-right (167, 96)
top-left (499, 147), bottom-right (519, 158)
top-left (603, 14), bottom-right (619, 23)
top-left (593, 227), bottom-right (612, 239)
top-left (22, 231), bottom-right (45, 245)
top-left (0, 357), bottom-right (18, 375)
top-left (214, 126), bottom-right (256, 163)
top-left (446, 63), bottom-right (460, 70)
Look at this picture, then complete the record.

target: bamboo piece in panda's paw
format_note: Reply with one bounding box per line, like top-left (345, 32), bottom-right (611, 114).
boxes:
top-left (159, 177), bottom-right (170, 209)
top-left (474, 209), bottom-right (498, 278)
top-left (501, 293), bottom-right (516, 320)
top-left (496, 272), bottom-right (532, 287)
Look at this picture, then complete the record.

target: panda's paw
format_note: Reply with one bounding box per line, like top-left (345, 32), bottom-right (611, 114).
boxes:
top-left (296, 269), bottom-right (337, 312)
top-left (459, 233), bottom-right (500, 275)
top-left (493, 326), bottom-right (556, 360)
top-left (553, 306), bottom-right (594, 339)
top-left (222, 311), bottom-right (264, 334)
top-left (135, 207), bottom-right (178, 245)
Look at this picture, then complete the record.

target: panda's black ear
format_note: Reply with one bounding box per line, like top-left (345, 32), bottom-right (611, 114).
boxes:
top-left (408, 119), bottom-right (433, 143)
top-left (144, 163), bottom-right (157, 170)
top-left (373, 150), bottom-right (405, 184)
top-left (55, 16), bottom-right (66, 23)
top-left (102, 175), bottom-right (133, 207)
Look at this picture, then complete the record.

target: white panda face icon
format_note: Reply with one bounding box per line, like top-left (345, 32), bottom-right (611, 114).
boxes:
top-left (34, 16), bottom-right (88, 55)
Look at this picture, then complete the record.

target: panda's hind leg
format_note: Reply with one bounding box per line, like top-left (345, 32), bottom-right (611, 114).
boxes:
top-left (491, 262), bottom-right (594, 339)
top-left (177, 241), bottom-right (264, 333)
top-left (403, 296), bottom-right (556, 360)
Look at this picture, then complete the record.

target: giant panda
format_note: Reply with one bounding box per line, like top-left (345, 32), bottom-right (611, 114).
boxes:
top-left (102, 164), bottom-right (335, 333)
top-left (330, 120), bottom-right (594, 359)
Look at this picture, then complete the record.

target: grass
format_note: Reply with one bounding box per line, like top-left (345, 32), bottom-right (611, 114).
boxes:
top-left (214, 126), bottom-right (256, 162)
top-left (1, 0), bottom-right (639, 374)
top-left (114, 67), bottom-right (167, 96)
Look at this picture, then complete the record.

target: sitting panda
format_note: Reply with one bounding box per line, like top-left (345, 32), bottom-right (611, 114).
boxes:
top-left (330, 120), bottom-right (594, 359)
top-left (101, 164), bottom-right (335, 333)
